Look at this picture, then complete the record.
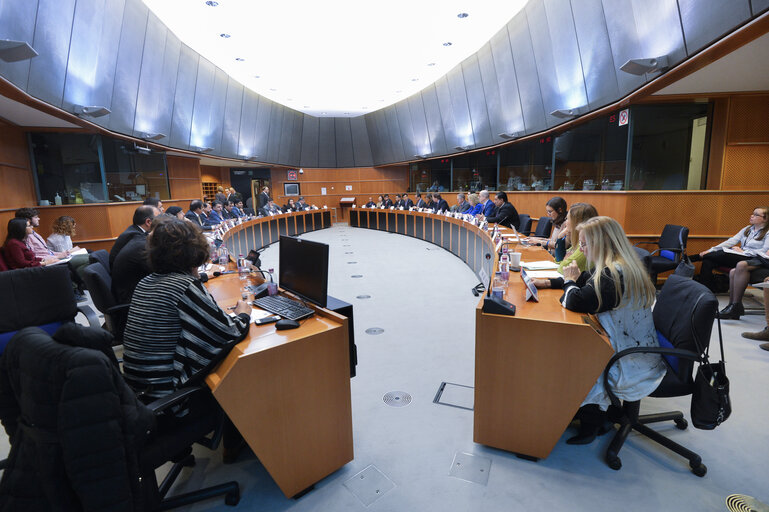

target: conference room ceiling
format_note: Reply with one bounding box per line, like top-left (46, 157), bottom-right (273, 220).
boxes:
top-left (142, 0), bottom-right (529, 118)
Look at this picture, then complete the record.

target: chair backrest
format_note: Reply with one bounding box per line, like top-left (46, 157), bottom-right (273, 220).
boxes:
top-left (517, 214), bottom-right (532, 236)
top-left (658, 224), bottom-right (689, 262)
top-left (653, 274), bottom-right (718, 383)
top-left (534, 217), bottom-right (552, 238)
top-left (82, 262), bottom-right (116, 314)
top-left (88, 249), bottom-right (111, 274)
top-left (633, 246), bottom-right (653, 279)
top-left (0, 249), bottom-right (8, 272)
top-left (0, 266), bottom-right (77, 352)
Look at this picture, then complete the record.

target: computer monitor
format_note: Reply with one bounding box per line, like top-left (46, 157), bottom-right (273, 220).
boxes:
top-left (279, 235), bottom-right (329, 307)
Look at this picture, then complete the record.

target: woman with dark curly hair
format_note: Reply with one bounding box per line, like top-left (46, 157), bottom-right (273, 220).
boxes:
top-left (122, 218), bottom-right (251, 398)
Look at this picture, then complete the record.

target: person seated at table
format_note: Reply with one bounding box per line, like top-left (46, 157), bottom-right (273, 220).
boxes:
top-left (296, 196), bottom-right (309, 209)
top-left (208, 201), bottom-right (226, 224)
top-left (393, 194), bottom-right (403, 208)
top-left (112, 216), bottom-right (167, 305)
top-left (15, 207), bottom-right (69, 260)
top-left (143, 196), bottom-right (164, 213)
top-left (263, 200), bottom-right (283, 216)
top-left (717, 248), bottom-right (769, 320)
top-left (432, 194), bottom-right (449, 213)
top-left (415, 193), bottom-right (427, 209)
top-left (453, 193), bottom-right (471, 214)
top-left (284, 198), bottom-right (298, 212)
top-left (549, 216), bottom-right (666, 444)
top-left (47, 215), bottom-right (90, 294)
top-left (238, 200), bottom-right (254, 216)
top-left (478, 190), bottom-right (496, 218)
top-left (122, 218), bottom-right (251, 399)
top-left (402, 193), bottom-right (414, 209)
top-left (383, 194), bottom-right (394, 208)
top-left (694, 207), bottom-right (769, 294)
top-left (485, 192), bottom-right (519, 229)
top-left (741, 272), bottom-right (769, 347)
top-left (467, 193), bottom-right (482, 216)
top-left (222, 201), bottom-right (238, 220)
top-left (364, 197), bottom-right (376, 208)
top-left (230, 200), bottom-right (246, 217)
top-left (110, 206), bottom-right (159, 268)
top-left (2, 218), bottom-right (58, 269)
top-left (529, 196), bottom-right (569, 253)
top-left (165, 206), bottom-right (185, 220)
top-left (185, 200), bottom-right (212, 229)
top-left (376, 195), bottom-right (384, 208)
top-left (425, 193), bottom-right (435, 210)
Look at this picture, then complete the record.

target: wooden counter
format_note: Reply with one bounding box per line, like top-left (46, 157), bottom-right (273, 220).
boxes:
top-left (221, 209), bottom-right (332, 257)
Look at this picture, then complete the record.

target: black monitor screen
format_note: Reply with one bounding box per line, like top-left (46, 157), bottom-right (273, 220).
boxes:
top-left (278, 235), bottom-right (329, 307)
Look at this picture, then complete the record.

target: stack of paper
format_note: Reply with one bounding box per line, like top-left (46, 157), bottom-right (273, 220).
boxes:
top-left (524, 270), bottom-right (563, 279)
top-left (521, 260), bottom-right (559, 270)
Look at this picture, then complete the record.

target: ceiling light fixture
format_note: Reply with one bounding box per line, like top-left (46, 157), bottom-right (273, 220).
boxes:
top-left (414, 154), bottom-right (430, 159)
top-left (133, 144), bottom-right (152, 155)
top-left (550, 106), bottom-right (588, 118)
top-left (235, 57), bottom-right (245, 61)
top-left (619, 55), bottom-right (670, 75)
top-left (0, 39), bottom-right (38, 62)
top-left (75, 105), bottom-right (111, 117)
top-left (191, 145), bottom-right (214, 153)
top-left (443, 42), bottom-right (452, 47)
top-left (498, 131), bottom-right (523, 139)
top-left (427, 62), bottom-right (436, 66)
top-left (411, 78), bottom-right (418, 82)
top-left (253, 75), bottom-right (260, 79)
top-left (220, 33), bottom-right (230, 38)
top-left (454, 145), bottom-right (471, 151)
top-left (205, 1), bottom-right (218, 6)
top-left (457, 12), bottom-right (469, 18)
top-left (269, 88), bottom-right (277, 91)
top-left (141, 132), bottom-right (166, 141)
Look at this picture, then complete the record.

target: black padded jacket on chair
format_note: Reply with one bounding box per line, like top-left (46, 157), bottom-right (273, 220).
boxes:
top-left (0, 324), bottom-right (154, 512)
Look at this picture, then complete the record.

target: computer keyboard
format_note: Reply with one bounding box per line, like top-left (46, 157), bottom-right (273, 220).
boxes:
top-left (253, 295), bottom-right (315, 321)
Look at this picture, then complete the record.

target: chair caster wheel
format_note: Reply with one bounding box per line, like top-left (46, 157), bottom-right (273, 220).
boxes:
top-left (674, 418), bottom-right (688, 430)
top-left (606, 454), bottom-right (622, 471)
top-left (690, 463), bottom-right (707, 477)
top-left (225, 490), bottom-right (240, 506)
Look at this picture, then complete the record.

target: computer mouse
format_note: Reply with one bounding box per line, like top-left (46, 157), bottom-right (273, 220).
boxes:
top-left (275, 319), bottom-right (301, 330)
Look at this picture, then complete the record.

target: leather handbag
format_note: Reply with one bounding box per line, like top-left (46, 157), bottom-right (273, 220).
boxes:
top-left (691, 314), bottom-right (731, 429)
top-left (674, 253), bottom-right (695, 278)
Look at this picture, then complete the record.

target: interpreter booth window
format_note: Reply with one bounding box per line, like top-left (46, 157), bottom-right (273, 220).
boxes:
top-left (30, 133), bottom-right (106, 204)
top-left (101, 138), bottom-right (170, 202)
top-left (452, 151), bottom-right (497, 192)
top-left (409, 161), bottom-right (430, 192)
top-left (499, 138), bottom-right (554, 191)
top-left (553, 114), bottom-right (628, 191)
top-left (412, 158), bottom-right (451, 193)
top-left (629, 103), bottom-right (710, 190)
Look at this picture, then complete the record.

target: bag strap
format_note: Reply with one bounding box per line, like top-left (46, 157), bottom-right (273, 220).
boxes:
top-left (689, 292), bottom-right (726, 366)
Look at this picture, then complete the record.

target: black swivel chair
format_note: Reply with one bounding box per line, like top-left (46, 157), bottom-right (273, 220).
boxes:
top-left (533, 216), bottom-right (553, 238)
top-left (601, 274), bottom-right (718, 476)
top-left (81, 262), bottom-right (129, 346)
top-left (517, 214), bottom-right (533, 236)
top-left (88, 249), bottom-right (111, 274)
top-left (635, 224), bottom-right (689, 284)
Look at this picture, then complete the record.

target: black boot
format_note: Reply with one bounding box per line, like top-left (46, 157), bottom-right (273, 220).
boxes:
top-left (717, 302), bottom-right (744, 320)
top-left (567, 405), bottom-right (609, 445)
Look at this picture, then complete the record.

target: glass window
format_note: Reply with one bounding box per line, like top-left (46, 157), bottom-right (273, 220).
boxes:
top-left (499, 137), bottom-right (554, 191)
top-left (30, 133), bottom-right (106, 204)
top-left (453, 151), bottom-right (497, 192)
top-left (629, 103), bottom-right (710, 190)
top-left (411, 158), bottom-right (450, 193)
top-left (101, 138), bottom-right (169, 202)
top-left (553, 114), bottom-right (628, 191)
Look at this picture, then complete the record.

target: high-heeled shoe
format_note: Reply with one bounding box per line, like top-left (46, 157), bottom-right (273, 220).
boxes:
top-left (717, 302), bottom-right (744, 320)
top-left (566, 421), bottom-right (613, 445)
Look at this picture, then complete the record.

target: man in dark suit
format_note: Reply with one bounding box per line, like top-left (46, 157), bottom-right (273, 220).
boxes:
top-left (486, 191), bottom-right (520, 229)
top-left (479, 190), bottom-right (496, 218)
top-left (222, 201), bottom-right (236, 220)
top-left (109, 205), bottom-right (158, 268)
top-left (402, 193), bottom-right (414, 209)
top-left (112, 216), bottom-right (168, 305)
top-left (432, 194), bottom-right (449, 213)
top-left (208, 201), bottom-right (225, 224)
top-left (415, 193), bottom-right (427, 209)
top-left (365, 197), bottom-right (376, 208)
top-left (453, 193), bottom-right (472, 213)
top-left (382, 194), bottom-right (393, 208)
top-left (257, 186), bottom-right (271, 211)
top-left (394, 194), bottom-right (403, 208)
top-left (185, 200), bottom-right (212, 230)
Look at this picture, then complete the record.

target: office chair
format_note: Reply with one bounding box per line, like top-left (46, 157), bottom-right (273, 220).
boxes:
top-left (533, 216), bottom-right (553, 238)
top-left (0, 325), bottom-right (240, 510)
top-left (635, 224), bottom-right (689, 284)
top-left (0, 250), bottom-right (8, 271)
top-left (81, 262), bottom-right (129, 346)
top-left (88, 248), bottom-right (111, 274)
top-left (632, 246), bottom-right (654, 283)
top-left (601, 274), bottom-right (718, 476)
top-left (517, 214), bottom-right (533, 236)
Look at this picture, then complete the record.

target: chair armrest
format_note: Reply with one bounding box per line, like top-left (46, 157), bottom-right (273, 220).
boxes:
top-left (76, 304), bottom-right (101, 329)
top-left (106, 303), bottom-right (130, 315)
top-left (601, 346), bottom-right (704, 407)
top-left (145, 385), bottom-right (207, 415)
top-left (634, 240), bottom-right (659, 248)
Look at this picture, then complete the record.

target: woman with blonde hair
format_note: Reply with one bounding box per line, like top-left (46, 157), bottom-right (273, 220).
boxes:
top-left (467, 193), bottom-right (482, 216)
top-left (551, 216), bottom-right (666, 444)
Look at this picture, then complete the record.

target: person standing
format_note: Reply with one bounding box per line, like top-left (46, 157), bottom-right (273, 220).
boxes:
top-left (258, 186), bottom-right (271, 211)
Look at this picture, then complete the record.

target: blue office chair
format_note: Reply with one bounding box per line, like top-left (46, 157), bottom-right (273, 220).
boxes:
top-left (601, 274), bottom-right (718, 476)
top-left (533, 216), bottom-right (553, 238)
top-left (517, 214), bottom-right (533, 236)
top-left (635, 224), bottom-right (689, 284)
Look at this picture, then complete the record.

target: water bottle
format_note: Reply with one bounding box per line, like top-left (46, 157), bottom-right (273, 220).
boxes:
top-left (267, 268), bottom-right (278, 296)
top-left (237, 254), bottom-right (248, 280)
top-left (218, 246), bottom-right (229, 266)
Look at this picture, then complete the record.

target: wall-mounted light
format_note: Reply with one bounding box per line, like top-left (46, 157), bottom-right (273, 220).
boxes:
top-left (75, 105), bottom-right (111, 117)
top-left (140, 132), bottom-right (166, 141)
top-left (550, 106), bottom-right (587, 119)
top-left (191, 146), bottom-right (214, 153)
top-left (498, 131), bottom-right (523, 139)
top-left (133, 144), bottom-right (152, 155)
top-left (413, 154), bottom-right (430, 159)
top-left (246, 156), bottom-right (260, 161)
top-left (0, 39), bottom-right (38, 62)
top-left (619, 55), bottom-right (669, 75)
top-left (454, 145), bottom-right (472, 151)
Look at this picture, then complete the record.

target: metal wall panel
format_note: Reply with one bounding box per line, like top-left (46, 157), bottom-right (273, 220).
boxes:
top-left (350, 115), bottom-right (373, 166)
top-left (169, 45), bottom-right (198, 150)
top-left (489, 27), bottom-right (525, 135)
top-left (335, 117), bottom-right (355, 168)
top-left (600, 0), bottom-right (648, 95)
top-left (107, 0), bottom-right (148, 133)
top-left (299, 114), bottom-right (319, 167)
top-left (318, 116), bottom-right (336, 167)
top-left (238, 90), bottom-right (259, 159)
top-left (27, 0), bottom-right (76, 107)
top-left (64, 0), bottom-right (124, 117)
top-left (630, 0), bottom-right (687, 74)
top-left (571, 0), bottom-right (619, 109)
top-left (395, 101), bottom-right (416, 159)
top-left (220, 78), bottom-right (244, 158)
top-left (279, 109), bottom-right (302, 166)
top-left (407, 94), bottom-right (431, 157)
top-left (384, 105), bottom-right (406, 162)
top-left (445, 67), bottom-right (475, 149)
top-left (364, 114), bottom-right (385, 164)
top-left (507, 13), bottom-right (547, 133)
top-left (754, 0), bottom-right (769, 15)
top-left (188, 58), bottom-right (215, 149)
top-left (462, 54), bottom-right (493, 147)
top-left (434, 76), bottom-right (459, 150)
top-left (265, 103), bottom-right (284, 164)
top-left (373, 109), bottom-right (393, 164)
top-left (134, 18), bottom-right (180, 143)
top-left (476, 43), bottom-right (506, 143)
top-left (420, 85), bottom-right (448, 156)
top-left (679, 0), bottom-right (751, 54)
top-left (253, 96), bottom-right (272, 161)
top-left (206, 68), bottom-right (228, 153)
top-left (0, 0), bottom-right (39, 90)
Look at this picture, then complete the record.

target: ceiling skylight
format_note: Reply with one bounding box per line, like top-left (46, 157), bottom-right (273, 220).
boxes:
top-left (143, 0), bottom-right (528, 117)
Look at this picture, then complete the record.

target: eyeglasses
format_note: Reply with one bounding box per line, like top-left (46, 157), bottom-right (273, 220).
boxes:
top-left (751, 213), bottom-right (766, 218)
top-left (579, 241), bottom-right (587, 250)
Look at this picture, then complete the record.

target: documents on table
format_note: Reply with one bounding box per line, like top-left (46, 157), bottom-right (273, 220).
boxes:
top-left (523, 270), bottom-right (563, 279)
top-left (521, 260), bottom-right (560, 270)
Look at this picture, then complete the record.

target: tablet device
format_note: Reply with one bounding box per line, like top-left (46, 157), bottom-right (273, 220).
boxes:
top-left (520, 268), bottom-right (539, 302)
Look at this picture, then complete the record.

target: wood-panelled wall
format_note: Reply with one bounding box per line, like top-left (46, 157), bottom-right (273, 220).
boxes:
top-left (0, 120), bottom-right (36, 209)
top-left (201, 165), bottom-right (231, 192)
top-left (718, 93), bottom-right (769, 190)
top-left (270, 166), bottom-right (408, 221)
top-left (167, 156), bottom-right (203, 199)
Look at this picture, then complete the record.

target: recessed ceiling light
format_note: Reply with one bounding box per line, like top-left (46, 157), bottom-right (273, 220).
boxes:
top-left (321, 112), bottom-right (327, 115)
top-left (379, 99), bottom-right (385, 102)
top-left (220, 33), bottom-right (230, 38)
top-left (205, 0), bottom-right (218, 6)
top-left (269, 88), bottom-right (276, 91)
top-left (427, 62), bottom-right (436, 66)
top-left (235, 57), bottom-right (245, 61)
top-left (457, 12), bottom-right (469, 18)
top-left (343, 112), bottom-right (350, 115)
top-left (443, 42), bottom-right (452, 47)
top-left (303, 105), bottom-right (310, 108)
top-left (411, 78), bottom-right (418, 82)
top-left (395, 90), bottom-right (402, 93)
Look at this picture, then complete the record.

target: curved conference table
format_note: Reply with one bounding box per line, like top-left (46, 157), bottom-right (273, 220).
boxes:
top-left (348, 207), bottom-right (613, 460)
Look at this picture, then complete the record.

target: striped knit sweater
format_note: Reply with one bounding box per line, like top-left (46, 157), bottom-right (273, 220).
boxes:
top-left (123, 272), bottom-right (250, 398)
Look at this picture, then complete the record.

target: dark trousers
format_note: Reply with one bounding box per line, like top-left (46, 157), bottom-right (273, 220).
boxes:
top-left (699, 250), bottom-right (750, 290)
